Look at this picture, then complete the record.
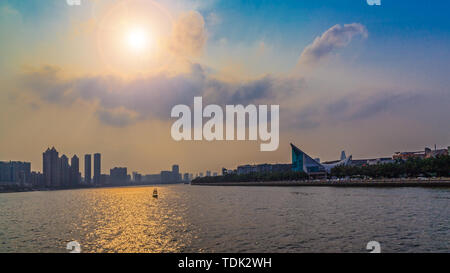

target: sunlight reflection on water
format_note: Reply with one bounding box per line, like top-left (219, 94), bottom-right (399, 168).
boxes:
top-left (0, 185), bottom-right (448, 253)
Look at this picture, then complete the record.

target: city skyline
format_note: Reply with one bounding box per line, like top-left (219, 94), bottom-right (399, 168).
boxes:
top-left (1, 0), bottom-right (449, 175)
top-left (1, 143), bottom-right (448, 183)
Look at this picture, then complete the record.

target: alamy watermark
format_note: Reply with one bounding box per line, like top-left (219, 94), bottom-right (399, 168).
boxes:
top-left (366, 241), bottom-right (381, 253)
top-left (171, 97), bottom-right (279, 152)
top-left (367, 0), bottom-right (381, 6)
top-left (66, 0), bottom-right (81, 6)
top-left (66, 241), bottom-right (81, 253)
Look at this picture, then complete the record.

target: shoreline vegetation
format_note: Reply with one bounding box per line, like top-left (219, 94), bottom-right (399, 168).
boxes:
top-left (191, 178), bottom-right (450, 187)
top-left (192, 156), bottom-right (450, 187)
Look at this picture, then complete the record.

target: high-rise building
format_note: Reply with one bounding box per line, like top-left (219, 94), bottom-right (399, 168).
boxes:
top-left (161, 171), bottom-right (173, 183)
top-left (0, 161), bottom-right (31, 184)
top-left (110, 167), bottom-right (127, 185)
top-left (172, 164), bottom-right (181, 182)
top-left (60, 155), bottom-right (70, 187)
top-left (43, 147), bottom-right (60, 187)
top-left (93, 153), bottom-right (101, 185)
top-left (30, 171), bottom-right (44, 187)
top-left (84, 154), bottom-right (91, 184)
top-left (183, 173), bottom-right (190, 181)
top-left (0, 161), bottom-right (11, 182)
top-left (132, 172), bottom-right (142, 183)
top-left (70, 155), bottom-right (80, 186)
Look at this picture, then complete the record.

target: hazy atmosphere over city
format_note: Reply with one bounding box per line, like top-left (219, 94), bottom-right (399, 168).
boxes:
top-left (1, 0), bottom-right (449, 174)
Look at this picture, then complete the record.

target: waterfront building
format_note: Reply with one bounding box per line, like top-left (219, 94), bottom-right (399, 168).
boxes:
top-left (183, 173), bottom-right (190, 182)
top-left (70, 155), bottom-right (80, 186)
top-left (30, 171), bottom-right (44, 187)
top-left (143, 174), bottom-right (161, 184)
top-left (393, 146), bottom-right (449, 161)
top-left (132, 172), bottom-right (142, 183)
top-left (172, 164), bottom-right (181, 182)
top-left (60, 155), bottom-right (70, 187)
top-left (236, 163), bottom-right (291, 175)
top-left (291, 143), bottom-right (326, 176)
top-left (93, 153), bottom-right (101, 185)
top-left (0, 161), bottom-right (31, 184)
top-left (291, 143), bottom-right (352, 175)
top-left (84, 154), bottom-right (91, 184)
top-left (161, 171), bottom-right (173, 183)
top-left (43, 147), bottom-right (60, 187)
top-left (110, 167), bottom-right (127, 185)
top-left (100, 174), bottom-right (109, 185)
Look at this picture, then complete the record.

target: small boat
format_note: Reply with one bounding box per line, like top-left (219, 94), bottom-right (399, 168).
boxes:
top-left (152, 188), bottom-right (158, 198)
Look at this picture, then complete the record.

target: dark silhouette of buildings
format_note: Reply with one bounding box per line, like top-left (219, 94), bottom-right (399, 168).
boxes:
top-left (60, 154), bottom-right (70, 187)
top-left (70, 155), bottom-right (80, 186)
top-left (110, 167), bottom-right (127, 185)
top-left (94, 153), bottom-right (101, 185)
top-left (84, 154), bottom-right (91, 184)
top-left (0, 161), bottom-right (31, 184)
top-left (43, 147), bottom-right (60, 187)
top-left (42, 147), bottom-right (83, 188)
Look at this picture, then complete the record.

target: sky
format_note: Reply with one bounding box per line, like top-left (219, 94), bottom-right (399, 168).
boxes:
top-left (1, 0), bottom-right (449, 175)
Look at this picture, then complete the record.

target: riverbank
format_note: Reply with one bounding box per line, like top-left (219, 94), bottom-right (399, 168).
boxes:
top-left (0, 182), bottom-right (182, 194)
top-left (191, 178), bottom-right (450, 187)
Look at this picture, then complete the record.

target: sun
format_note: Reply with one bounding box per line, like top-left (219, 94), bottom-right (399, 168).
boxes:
top-left (126, 27), bottom-right (150, 52)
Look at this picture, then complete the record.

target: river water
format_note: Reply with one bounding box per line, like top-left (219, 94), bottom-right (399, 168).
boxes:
top-left (0, 185), bottom-right (448, 253)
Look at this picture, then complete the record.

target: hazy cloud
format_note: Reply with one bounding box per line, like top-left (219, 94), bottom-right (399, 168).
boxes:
top-left (96, 108), bottom-right (139, 128)
top-left (168, 11), bottom-right (207, 57)
top-left (299, 23), bottom-right (368, 66)
top-left (285, 92), bottom-right (423, 130)
top-left (19, 64), bottom-right (301, 127)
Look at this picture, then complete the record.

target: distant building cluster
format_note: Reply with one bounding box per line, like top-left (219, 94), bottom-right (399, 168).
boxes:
top-left (1, 147), bottom-right (191, 188)
top-left (42, 147), bottom-right (99, 188)
top-left (222, 144), bottom-right (450, 179)
top-left (0, 161), bottom-right (31, 185)
top-left (235, 164), bottom-right (291, 175)
top-left (393, 146), bottom-right (449, 161)
top-left (1, 144), bottom-right (448, 188)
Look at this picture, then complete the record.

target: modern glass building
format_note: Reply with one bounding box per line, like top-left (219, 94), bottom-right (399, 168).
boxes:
top-left (290, 143), bottom-right (326, 174)
top-left (291, 143), bottom-right (352, 175)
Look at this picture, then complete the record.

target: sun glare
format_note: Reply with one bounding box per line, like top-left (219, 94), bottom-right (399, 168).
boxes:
top-left (126, 27), bottom-right (150, 52)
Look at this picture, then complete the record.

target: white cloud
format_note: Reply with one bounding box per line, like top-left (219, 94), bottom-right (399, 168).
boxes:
top-left (299, 23), bottom-right (368, 66)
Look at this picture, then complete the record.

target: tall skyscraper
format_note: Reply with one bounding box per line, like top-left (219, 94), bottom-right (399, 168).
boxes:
top-left (172, 164), bottom-right (181, 182)
top-left (60, 155), bottom-right (70, 187)
top-left (70, 155), bottom-right (80, 186)
top-left (84, 154), bottom-right (91, 184)
top-left (93, 153), bottom-right (101, 185)
top-left (43, 147), bottom-right (60, 187)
